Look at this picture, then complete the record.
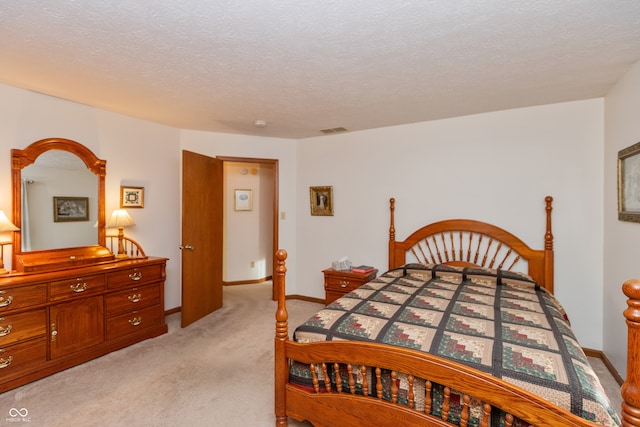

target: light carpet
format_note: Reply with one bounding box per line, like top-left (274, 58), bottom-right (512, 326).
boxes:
top-left (0, 283), bottom-right (621, 426)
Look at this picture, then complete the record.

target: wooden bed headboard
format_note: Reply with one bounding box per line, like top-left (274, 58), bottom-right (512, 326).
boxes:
top-left (388, 196), bottom-right (554, 293)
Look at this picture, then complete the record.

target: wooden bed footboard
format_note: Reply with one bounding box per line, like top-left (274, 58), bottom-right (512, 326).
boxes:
top-left (284, 340), bottom-right (598, 427)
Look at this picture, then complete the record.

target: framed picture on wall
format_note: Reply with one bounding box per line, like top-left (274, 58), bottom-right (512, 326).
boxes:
top-left (310, 186), bottom-right (334, 216)
top-left (618, 141), bottom-right (640, 223)
top-left (53, 196), bottom-right (89, 222)
top-left (120, 186), bottom-right (144, 208)
top-left (234, 189), bottom-right (253, 211)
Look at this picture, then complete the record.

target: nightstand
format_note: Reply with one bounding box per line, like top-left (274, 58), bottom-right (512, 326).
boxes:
top-left (323, 268), bottom-right (378, 305)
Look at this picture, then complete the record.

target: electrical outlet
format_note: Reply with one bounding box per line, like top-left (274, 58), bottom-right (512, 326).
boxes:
top-left (250, 261), bottom-right (255, 268)
top-left (280, 211), bottom-right (286, 220)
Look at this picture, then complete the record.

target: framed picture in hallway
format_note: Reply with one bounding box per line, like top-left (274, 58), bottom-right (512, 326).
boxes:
top-left (618, 141), bottom-right (640, 223)
top-left (310, 186), bottom-right (333, 216)
top-left (234, 189), bottom-right (253, 211)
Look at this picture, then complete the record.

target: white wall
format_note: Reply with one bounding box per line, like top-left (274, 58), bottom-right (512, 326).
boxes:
top-left (224, 161), bottom-right (274, 282)
top-left (297, 99), bottom-right (605, 349)
top-left (604, 59), bottom-right (640, 378)
top-left (0, 84), bottom-right (183, 310)
top-left (0, 83), bottom-right (613, 355)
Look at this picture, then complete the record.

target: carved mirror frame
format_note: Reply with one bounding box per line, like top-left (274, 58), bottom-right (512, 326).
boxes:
top-left (11, 138), bottom-right (109, 271)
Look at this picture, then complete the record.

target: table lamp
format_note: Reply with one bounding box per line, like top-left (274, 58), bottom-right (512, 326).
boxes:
top-left (0, 210), bottom-right (19, 274)
top-left (107, 209), bottom-right (135, 258)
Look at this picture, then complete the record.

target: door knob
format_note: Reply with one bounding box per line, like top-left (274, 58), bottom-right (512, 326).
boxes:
top-left (179, 245), bottom-right (194, 251)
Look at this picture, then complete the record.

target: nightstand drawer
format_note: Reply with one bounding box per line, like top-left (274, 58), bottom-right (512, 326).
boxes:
top-left (324, 276), bottom-right (363, 293)
top-left (323, 268), bottom-right (377, 305)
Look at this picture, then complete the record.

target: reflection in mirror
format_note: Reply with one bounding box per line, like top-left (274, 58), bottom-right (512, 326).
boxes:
top-left (12, 138), bottom-right (108, 272)
top-left (21, 150), bottom-right (98, 251)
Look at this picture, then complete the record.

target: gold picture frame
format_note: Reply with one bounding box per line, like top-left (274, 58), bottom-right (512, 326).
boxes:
top-left (120, 186), bottom-right (144, 208)
top-left (310, 186), bottom-right (334, 216)
top-left (234, 189), bottom-right (253, 211)
top-left (618, 141), bottom-right (640, 223)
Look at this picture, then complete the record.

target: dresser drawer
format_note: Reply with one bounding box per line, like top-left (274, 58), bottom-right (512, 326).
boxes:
top-left (105, 284), bottom-right (161, 316)
top-left (0, 309), bottom-right (46, 347)
top-left (0, 284), bottom-right (47, 313)
top-left (107, 264), bottom-right (164, 289)
top-left (0, 337), bottom-right (47, 376)
top-left (106, 304), bottom-right (163, 340)
top-left (50, 274), bottom-right (105, 302)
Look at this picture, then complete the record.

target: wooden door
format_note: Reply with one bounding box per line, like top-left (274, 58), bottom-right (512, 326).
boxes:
top-left (181, 151), bottom-right (223, 327)
top-left (50, 296), bottom-right (104, 359)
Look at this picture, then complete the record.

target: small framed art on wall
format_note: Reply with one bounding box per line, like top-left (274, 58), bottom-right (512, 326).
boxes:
top-left (121, 186), bottom-right (144, 208)
top-left (310, 186), bottom-right (333, 216)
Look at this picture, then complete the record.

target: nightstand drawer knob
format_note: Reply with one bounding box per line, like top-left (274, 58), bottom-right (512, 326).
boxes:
top-left (340, 280), bottom-right (349, 288)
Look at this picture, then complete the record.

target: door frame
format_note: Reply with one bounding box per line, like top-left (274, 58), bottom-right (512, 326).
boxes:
top-left (217, 156), bottom-right (279, 300)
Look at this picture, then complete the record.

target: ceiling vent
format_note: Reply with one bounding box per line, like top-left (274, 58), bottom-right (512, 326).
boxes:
top-left (320, 127), bottom-right (348, 134)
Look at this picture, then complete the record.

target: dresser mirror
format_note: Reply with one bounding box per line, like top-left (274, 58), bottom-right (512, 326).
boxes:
top-left (11, 138), bottom-right (112, 272)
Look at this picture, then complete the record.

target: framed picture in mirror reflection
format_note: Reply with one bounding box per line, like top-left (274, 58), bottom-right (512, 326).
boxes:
top-left (53, 196), bottom-right (89, 222)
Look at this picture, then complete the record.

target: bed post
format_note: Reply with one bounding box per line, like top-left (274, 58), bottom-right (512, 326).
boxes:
top-left (544, 196), bottom-right (554, 293)
top-left (274, 249), bottom-right (289, 426)
top-left (388, 197), bottom-right (396, 270)
top-left (622, 279), bottom-right (640, 427)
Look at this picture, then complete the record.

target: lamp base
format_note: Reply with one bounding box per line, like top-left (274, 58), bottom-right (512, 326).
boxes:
top-left (0, 268), bottom-right (10, 275)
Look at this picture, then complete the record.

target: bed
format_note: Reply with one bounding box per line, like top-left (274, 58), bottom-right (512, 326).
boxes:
top-left (274, 196), bottom-right (640, 427)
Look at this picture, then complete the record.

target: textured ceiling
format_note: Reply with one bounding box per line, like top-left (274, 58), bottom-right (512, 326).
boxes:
top-left (1, 1), bottom-right (640, 139)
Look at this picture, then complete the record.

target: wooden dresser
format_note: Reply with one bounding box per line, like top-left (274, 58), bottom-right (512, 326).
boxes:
top-left (0, 257), bottom-right (168, 393)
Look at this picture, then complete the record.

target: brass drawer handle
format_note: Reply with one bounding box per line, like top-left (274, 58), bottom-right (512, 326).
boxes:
top-left (129, 317), bottom-right (142, 326)
top-left (0, 352), bottom-right (13, 369)
top-left (129, 270), bottom-right (143, 281)
top-left (0, 324), bottom-right (12, 337)
top-left (70, 282), bottom-right (88, 293)
top-left (51, 322), bottom-right (57, 342)
top-left (128, 293), bottom-right (142, 303)
top-left (340, 280), bottom-right (350, 288)
top-left (0, 295), bottom-right (13, 308)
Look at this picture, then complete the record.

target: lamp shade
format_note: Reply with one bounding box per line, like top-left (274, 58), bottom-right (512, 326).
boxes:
top-left (0, 210), bottom-right (19, 232)
top-left (106, 209), bottom-right (135, 228)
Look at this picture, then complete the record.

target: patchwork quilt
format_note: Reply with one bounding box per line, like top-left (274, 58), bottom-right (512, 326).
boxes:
top-left (292, 264), bottom-right (621, 427)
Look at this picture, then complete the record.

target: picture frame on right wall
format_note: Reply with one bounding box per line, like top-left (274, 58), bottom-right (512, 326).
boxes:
top-left (618, 141), bottom-right (640, 223)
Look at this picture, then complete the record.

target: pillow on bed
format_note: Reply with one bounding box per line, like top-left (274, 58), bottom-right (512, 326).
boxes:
top-left (395, 263), bottom-right (570, 323)
top-left (399, 263), bottom-right (537, 286)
